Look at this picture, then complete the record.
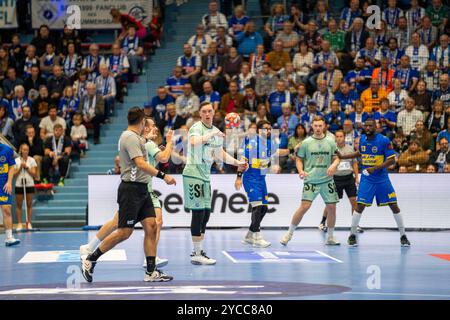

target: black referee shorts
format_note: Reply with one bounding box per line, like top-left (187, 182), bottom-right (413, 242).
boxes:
top-left (117, 181), bottom-right (156, 228)
top-left (334, 174), bottom-right (357, 199)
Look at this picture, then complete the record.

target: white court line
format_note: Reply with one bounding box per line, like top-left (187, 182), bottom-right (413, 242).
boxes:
top-left (315, 250), bottom-right (343, 263)
top-left (344, 292), bottom-right (450, 298)
top-left (221, 251), bottom-right (239, 263)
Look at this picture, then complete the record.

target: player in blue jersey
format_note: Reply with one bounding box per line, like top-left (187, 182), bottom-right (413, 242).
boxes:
top-left (235, 120), bottom-right (289, 247)
top-left (337, 118), bottom-right (411, 247)
top-left (0, 142), bottom-right (20, 246)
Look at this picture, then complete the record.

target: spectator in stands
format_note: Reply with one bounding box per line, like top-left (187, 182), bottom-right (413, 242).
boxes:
top-left (175, 83), bottom-right (199, 119)
top-left (388, 78), bottom-right (409, 113)
top-left (23, 45), bottom-right (38, 79)
top-left (436, 118), bottom-right (450, 148)
top-left (287, 123), bottom-right (307, 172)
top-left (360, 79), bottom-right (388, 113)
top-left (267, 40), bottom-right (291, 72)
top-left (200, 81), bottom-right (220, 110)
top-left (312, 79), bottom-right (333, 113)
top-left (340, 0), bottom-right (361, 31)
top-left (222, 47), bottom-right (243, 85)
top-left (0, 104), bottom-right (14, 141)
top-left (80, 82), bottom-right (104, 144)
top-left (300, 100), bottom-right (322, 132)
top-left (3, 67), bottom-right (24, 100)
top-left (432, 74), bottom-right (449, 108)
top-left (255, 103), bottom-right (274, 125)
top-left (95, 63), bottom-right (116, 121)
top-left (411, 80), bottom-right (432, 119)
top-left (397, 140), bottom-right (429, 173)
top-left (236, 21), bottom-right (263, 59)
top-left (255, 62), bottom-right (277, 99)
top-left (220, 81), bottom-right (243, 113)
top-left (39, 105), bottom-right (66, 140)
top-left (293, 83), bottom-right (310, 115)
top-left (417, 16), bottom-right (438, 51)
top-left (267, 80), bottom-right (290, 119)
top-left (377, 37), bottom-right (404, 70)
top-left (150, 86), bottom-right (175, 122)
top-left (188, 24), bottom-right (213, 56)
top-left (31, 25), bottom-right (57, 57)
top-left (14, 143), bottom-right (37, 231)
top-left (58, 24), bottom-right (82, 56)
top-left (277, 103), bottom-right (298, 137)
top-left (249, 44), bottom-right (267, 75)
top-left (70, 113), bottom-right (87, 157)
top-left (334, 81), bottom-right (357, 115)
top-left (61, 43), bottom-right (82, 81)
top-left (24, 65), bottom-right (46, 95)
top-left (82, 44), bottom-right (105, 81)
top-left (8, 34), bottom-right (25, 75)
top-left (323, 19), bottom-right (346, 62)
top-left (228, 5), bottom-right (248, 38)
top-left (277, 62), bottom-right (299, 94)
top-left (47, 65), bottom-right (70, 101)
top-left (387, 16), bottom-right (410, 51)
top-left (355, 37), bottom-right (379, 68)
top-left (302, 20), bottom-right (322, 54)
top-left (19, 125), bottom-right (43, 182)
top-left (427, 99), bottom-right (447, 139)
top-left (312, 0), bottom-right (331, 34)
top-left (110, 8), bottom-right (147, 40)
top-left (430, 34), bottom-right (449, 73)
top-left (422, 61), bottom-right (441, 96)
top-left (177, 43), bottom-right (201, 91)
top-left (349, 100), bottom-right (369, 134)
top-left (41, 124), bottom-right (72, 186)
top-left (374, 98), bottom-right (397, 140)
top-left (405, 33), bottom-right (429, 72)
top-left (34, 85), bottom-right (55, 120)
top-left (215, 26), bottom-right (232, 56)
top-left (344, 57), bottom-right (371, 95)
top-left (73, 69), bottom-right (89, 99)
top-left (159, 102), bottom-right (186, 137)
top-left (317, 59), bottom-right (343, 94)
top-left (342, 119), bottom-right (359, 149)
top-left (406, 0), bottom-right (425, 33)
top-left (202, 0), bottom-right (228, 38)
top-left (107, 43), bottom-right (130, 102)
top-left (397, 97), bottom-right (424, 137)
top-left (264, 3), bottom-right (289, 49)
top-left (166, 66), bottom-right (189, 99)
top-left (0, 47), bottom-right (10, 84)
top-left (372, 57), bottom-right (395, 93)
top-left (9, 85), bottom-right (31, 122)
top-left (345, 18), bottom-right (369, 61)
top-left (394, 55), bottom-right (419, 93)
top-left (242, 85), bottom-right (261, 115)
top-left (392, 132), bottom-right (409, 156)
top-left (289, 3), bottom-right (306, 34)
top-left (276, 21), bottom-right (299, 55)
top-left (325, 100), bottom-right (346, 133)
top-left (236, 62), bottom-right (254, 92)
top-left (40, 43), bottom-right (60, 79)
top-left (370, 20), bottom-right (388, 49)
top-left (293, 41), bottom-right (313, 85)
top-left (147, 6), bottom-right (163, 49)
top-left (430, 137), bottom-right (450, 172)
top-left (199, 42), bottom-right (224, 92)
top-left (58, 86), bottom-right (79, 125)
top-left (426, 0), bottom-right (448, 30)
top-left (12, 106), bottom-right (39, 144)
top-left (121, 25), bottom-right (144, 82)
top-left (410, 120), bottom-right (434, 155)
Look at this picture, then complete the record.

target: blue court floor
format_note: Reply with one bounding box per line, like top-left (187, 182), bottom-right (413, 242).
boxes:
top-left (0, 229), bottom-right (449, 300)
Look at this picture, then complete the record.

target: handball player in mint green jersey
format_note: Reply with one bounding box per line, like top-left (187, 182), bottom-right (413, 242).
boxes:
top-left (281, 116), bottom-right (342, 246)
top-left (183, 102), bottom-right (247, 266)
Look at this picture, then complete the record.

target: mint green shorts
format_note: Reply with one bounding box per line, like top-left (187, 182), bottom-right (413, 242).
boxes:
top-left (301, 180), bottom-right (339, 204)
top-left (182, 175), bottom-right (211, 210)
top-left (149, 191), bottom-right (162, 209)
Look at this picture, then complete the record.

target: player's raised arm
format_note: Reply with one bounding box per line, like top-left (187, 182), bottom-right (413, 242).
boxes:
top-left (155, 129), bottom-right (174, 163)
top-left (189, 129), bottom-right (225, 146)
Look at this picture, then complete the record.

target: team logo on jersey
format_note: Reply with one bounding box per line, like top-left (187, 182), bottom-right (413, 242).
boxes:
top-left (372, 146), bottom-right (378, 153)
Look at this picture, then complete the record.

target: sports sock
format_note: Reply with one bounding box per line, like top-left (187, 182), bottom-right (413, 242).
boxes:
top-left (5, 229), bottom-right (12, 240)
top-left (87, 236), bottom-right (101, 252)
top-left (88, 247), bottom-right (103, 262)
top-left (321, 216), bottom-right (327, 224)
top-left (351, 213), bottom-right (362, 235)
top-left (193, 240), bottom-right (202, 255)
top-left (146, 256), bottom-right (156, 274)
top-left (328, 227), bottom-right (334, 237)
top-left (288, 224), bottom-right (297, 234)
top-left (393, 213), bottom-right (406, 236)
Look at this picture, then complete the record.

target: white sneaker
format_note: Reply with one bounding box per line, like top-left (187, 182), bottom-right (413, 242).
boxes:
top-left (16, 223), bottom-right (23, 232)
top-left (242, 231), bottom-right (254, 245)
top-left (190, 251), bottom-right (216, 265)
top-left (326, 236), bottom-right (341, 246)
top-left (79, 244), bottom-right (93, 260)
top-left (253, 233), bottom-right (271, 248)
top-left (318, 223), bottom-right (327, 232)
top-left (26, 222), bottom-right (33, 230)
top-left (5, 238), bottom-right (20, 247)
top-left (142, 256), bottom-right (169, 269)
top-left (280, 232), bottom-right (292, 246)
top-left (144, 269), bottom-right (173, 282)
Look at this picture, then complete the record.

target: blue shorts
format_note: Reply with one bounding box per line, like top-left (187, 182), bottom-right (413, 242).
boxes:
top-left (0, 185), bottom-right (12, 205)
top-left (357, 177), bottom-right (397, 207)
top-left (243, 176), bottom-right (268, 205)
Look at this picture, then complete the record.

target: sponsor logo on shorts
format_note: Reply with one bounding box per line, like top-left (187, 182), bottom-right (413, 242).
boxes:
top-left (388, 192), bottom-right (396, 199)
top-left (127, 220), bottom-right (135, 225)
top-left (0, 196), bottom-right (9, 202)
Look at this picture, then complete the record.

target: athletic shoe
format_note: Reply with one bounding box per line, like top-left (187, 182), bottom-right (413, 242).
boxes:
top-left (318, 223), bottom-right (327, 232)
top-left (190, 251), bottom-right (216, 265)
top-left (42, 178), bottom-right (49, 184)
top-left (400, 235), bottom-right (411, 247)
top-left (280, 232), bottom-right (292, 246)
top-left (81, 259), bottom-right (96, 283)
top-left (26, 222), bottom-right (33, 230)
top-left (144, 269), bottom-right (173, 282)
top-left (16, 223), bottom-right (23, 232)
top-left (357, 226), bottom-right (364, 233)
top-left (242, 231), bottom-right (254, 245)
top-left (57, 178), bottom-right (65, 187)
top-left (325, 236), bottom-right (341, 246)
top-left (5, 238), bottom-right (20, 247)
top-left (347, 234), bottom-right (358, 247)
top-left (253, 233), bottom-right (271, 248)
top-left (142, 256), bottom-right (169, 269)
top-left (79, 244), bottom-right (93, 260)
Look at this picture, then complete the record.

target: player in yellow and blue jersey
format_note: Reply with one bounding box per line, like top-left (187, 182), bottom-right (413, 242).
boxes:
top-left (235, 120), bottom-right (289, 247)
top-left (337, 118), bottom-right (411, 247)
top-left (0, 142), bottom-right (21, 246)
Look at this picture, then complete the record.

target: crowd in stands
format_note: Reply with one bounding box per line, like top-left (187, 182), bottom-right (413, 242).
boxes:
top-left (144, 0), bottom-right (449, 174)
top-left (0, 8), bottom-right (164, 187)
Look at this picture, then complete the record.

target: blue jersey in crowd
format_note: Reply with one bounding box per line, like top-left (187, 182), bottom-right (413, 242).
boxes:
top-left (345, 67), bottom-right (372, 93)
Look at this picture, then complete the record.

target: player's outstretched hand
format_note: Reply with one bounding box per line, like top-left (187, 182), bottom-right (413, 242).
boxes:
top-left (165, 129), bottom-right (174, 142)
top-left (299, 171), bottom-right (308, 179)
top-left (336, 150), bottom-right (343, 159)
top-left (3, 181), bottom-right (12, 195)
top-left (237, 160), bottom-right (248, 171)
top-left (327, 165), bottom-right (337, 177)
top-left (234, 178), bottom-right (242, 190)
top-left (164, 175), bottom-right (177, 185)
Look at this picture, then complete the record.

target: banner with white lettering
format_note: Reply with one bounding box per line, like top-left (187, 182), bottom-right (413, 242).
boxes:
top-left (0, 0), bottom-right (18, 28)
top-left (31, 0), bottom-right (152, 29)
top-left (88, 174), bottom-right (450, 229)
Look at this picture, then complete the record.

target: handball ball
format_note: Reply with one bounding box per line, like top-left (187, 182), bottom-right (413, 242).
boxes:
top-left (224, 112), bottom-right (241, 129)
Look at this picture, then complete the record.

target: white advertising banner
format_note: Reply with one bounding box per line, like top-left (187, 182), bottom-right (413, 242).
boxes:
top-left (88, 174), bottom-right (450, 229)
top-left (0, 0), bottom-right (18, 28)
top-left (31, 0), bottom-right (152, 29)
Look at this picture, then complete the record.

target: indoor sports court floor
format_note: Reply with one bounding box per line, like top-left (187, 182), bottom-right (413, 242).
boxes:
top-left (0, 229), bottom-right (449, 300)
